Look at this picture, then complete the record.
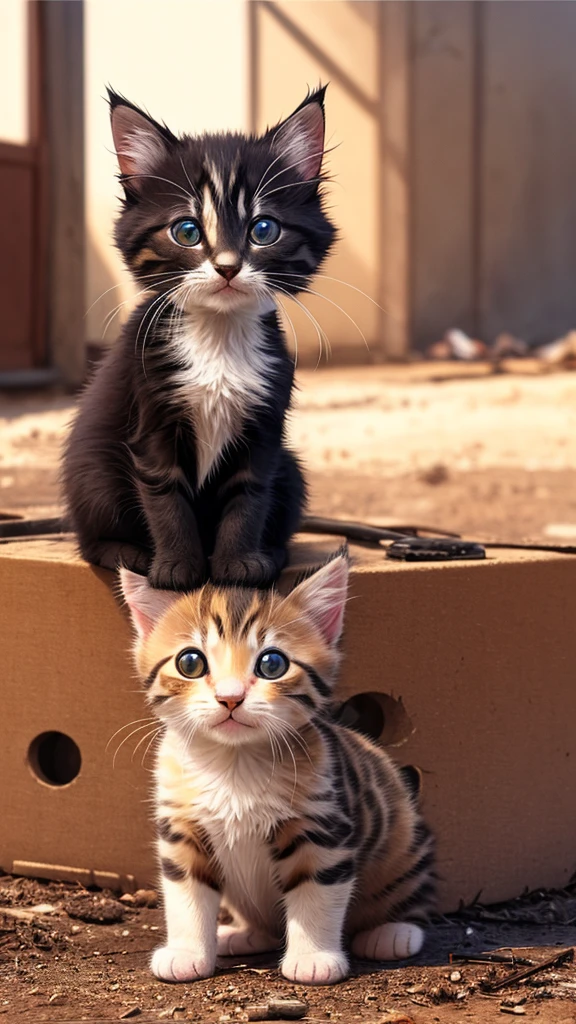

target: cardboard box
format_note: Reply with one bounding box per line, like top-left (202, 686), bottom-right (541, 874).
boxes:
top-left (1, 537), bottom-right (575, 910)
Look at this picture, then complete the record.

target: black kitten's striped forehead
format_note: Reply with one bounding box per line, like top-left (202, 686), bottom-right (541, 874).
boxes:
top-left (110, 88), bottom-right (335, 284)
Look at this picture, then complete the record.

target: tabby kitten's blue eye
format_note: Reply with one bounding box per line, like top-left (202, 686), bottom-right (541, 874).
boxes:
top-left (255, 648), bottom-right (290, 680)
top-left (249, 218), bottom-right (281, 246)
top-left (176, 648), bottom-right (208, 678)
top-left (170, 219), bottom-right (202, 247)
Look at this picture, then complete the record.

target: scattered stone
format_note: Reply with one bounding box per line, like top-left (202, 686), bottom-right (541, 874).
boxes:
top-left (48, 993), bottom-right (67, 1005)
top-left (63, 893), bottom-right (125, 924)
top-left (241, 1000), bottom-right (308, 1021)
top-left (419, 462), bottom-right (449, 486)
top-left (120, 893), bottom-right (136, 905)
top-left (450, 970), bottom-right (462, 982)
top-left (132, 888), bottom-right (159, 908)
top-left (120, 1008), bottom-right (142, 1020)
top-left (500, 1007), bottom-right (526, 1016)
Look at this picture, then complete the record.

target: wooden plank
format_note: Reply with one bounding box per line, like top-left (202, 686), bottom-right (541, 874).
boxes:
top-left (40, 0), bottom-right (86, 387)
top-left (410, 1), bottom-right (476, 351)
top-left (0, 163), bottom-right (35, 371)
top-left (0, 141), bottom-right (36, 166)
top-left (378, 1), bottom-right (410, 359)
top-left (480, 0), bottom-right (576, 344)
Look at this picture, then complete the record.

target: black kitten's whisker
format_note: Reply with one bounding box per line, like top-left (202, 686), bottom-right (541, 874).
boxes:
top-left (253, 142), bottom-right (338, 202)
top-left (102, 275), bottom-right (186, 338)
top-left (122, 171), bottom-right (196, 203)
top-left (139, 286), bottom-right (183, 376)
top-left (275, 295), bottom-right (299, 368)
top-left (256, 176), bottom-right (325, 204)
top-left (179, 154), bottom-right (201, 202)
top-left (298, 285), bottom-right (370, 353)
top-left (267, 283), bottom-right (331, 365)
top-left (268, 271), bottom-right (388, 315)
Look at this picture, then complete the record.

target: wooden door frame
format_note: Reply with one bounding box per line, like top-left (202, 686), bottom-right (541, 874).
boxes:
top-left (0, 2), bottom-right (85, 388)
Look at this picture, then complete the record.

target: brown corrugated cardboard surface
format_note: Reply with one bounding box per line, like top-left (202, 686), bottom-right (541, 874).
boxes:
top-left (1, 538), bottom-right (575, 910)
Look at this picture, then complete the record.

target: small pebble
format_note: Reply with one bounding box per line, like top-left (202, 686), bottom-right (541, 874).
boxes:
top-left (450, 970), bottom-right (462, 982)
top-left (70, 925), bottom-right (81, 934)
top-left (133, 888), bottom-right (159, 908)
top-left (120, 893), bottom-right (136, 904)
top-left (120, 1009), bottom-right (142, 1020)
top-left (48, 993), bottom-right (67, 1006)
top-left (122, 929), bottom-right (130, 937)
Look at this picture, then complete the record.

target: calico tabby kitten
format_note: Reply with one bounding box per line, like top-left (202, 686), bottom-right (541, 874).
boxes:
top-left (63, 88), bottom-right (335, 590)
top-left (120, 551), bottom-right (435, 985)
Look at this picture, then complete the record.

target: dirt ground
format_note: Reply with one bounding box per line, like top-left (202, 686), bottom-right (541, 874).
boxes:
top-left (2, 362), bottom-right (576, 545)
top-left (1, 362), bottom-right (576, 1022)
top-left (1, 875), bottom-right (575, 1023)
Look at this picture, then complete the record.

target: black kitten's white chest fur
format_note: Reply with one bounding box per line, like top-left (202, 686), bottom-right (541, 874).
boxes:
top-left (170, 302), bottom-right (276, 488)
top-left (63, 87), bottom-right (335, 590)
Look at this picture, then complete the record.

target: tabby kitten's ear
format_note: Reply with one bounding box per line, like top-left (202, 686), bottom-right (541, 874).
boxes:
top-left (289, 547), bottom-right (349, 645)
top-left (107, 89), bottom-right (177, 192)
top-left (267, 86), bottom-right (327, 182)
top-left (118, 568), bottom-right (179, 640)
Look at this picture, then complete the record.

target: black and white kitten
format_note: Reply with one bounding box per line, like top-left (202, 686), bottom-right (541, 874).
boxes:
top-left (63, 88), bottom-right (335, 590)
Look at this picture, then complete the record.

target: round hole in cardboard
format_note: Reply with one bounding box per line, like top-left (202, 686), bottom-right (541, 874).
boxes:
top-left (28, 731), bottom-right (82, 787)
top-left (337, 692), bottom-right (414, 746)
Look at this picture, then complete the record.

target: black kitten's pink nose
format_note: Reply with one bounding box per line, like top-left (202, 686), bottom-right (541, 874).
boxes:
top-left (218, 697), bottom-right (244, 711)
top-left (215, 264), bottom-right (241, 281)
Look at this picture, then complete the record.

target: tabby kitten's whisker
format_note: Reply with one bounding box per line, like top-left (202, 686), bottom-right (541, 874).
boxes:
top-left (110, 722), bottom-right (160, 768)
top-left (105, 717), bottom-right (156, 752)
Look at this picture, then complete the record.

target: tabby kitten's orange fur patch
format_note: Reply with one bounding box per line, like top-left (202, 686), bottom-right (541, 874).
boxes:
top-left (120, 552), bottom-right (435, 985)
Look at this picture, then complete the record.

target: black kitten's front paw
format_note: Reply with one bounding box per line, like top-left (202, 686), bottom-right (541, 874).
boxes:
top-left (211, 552), bottom-right (278, 588)
top-left (148, 555), bottom-right (206, 591)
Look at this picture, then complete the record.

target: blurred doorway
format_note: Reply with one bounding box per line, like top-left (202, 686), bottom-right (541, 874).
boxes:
top-left (0, 1), bottom-right (46, 373)
top-left (0, 0), bottom-right (84, 388)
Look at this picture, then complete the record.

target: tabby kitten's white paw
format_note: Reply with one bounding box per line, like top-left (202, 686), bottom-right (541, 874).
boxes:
top-left (151, 946), bottom-right (215, 983)
top-left (351, 922), bottom-right (424, 961)
top-left (217, 925), bottom-right (281, 956)
top-left (281, 950), bottom-right (349, 985)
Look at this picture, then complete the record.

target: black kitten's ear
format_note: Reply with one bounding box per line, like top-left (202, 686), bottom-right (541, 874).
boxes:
top-left (107, 88), bottom-right (177, 191)
top-left (268, 85), bottom-right (327, 182)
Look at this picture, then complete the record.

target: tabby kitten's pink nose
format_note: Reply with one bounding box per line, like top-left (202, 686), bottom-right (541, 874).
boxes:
top-left (214, 263), bottom-right (241, 281)
top-left (215, 678), bottom-right (246, 712)
top-left (217, 697), bottom-right (244, 711)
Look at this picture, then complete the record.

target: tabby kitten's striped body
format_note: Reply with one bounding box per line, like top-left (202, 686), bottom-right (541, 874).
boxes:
top-left (120, 553), bottom-right (435, 985)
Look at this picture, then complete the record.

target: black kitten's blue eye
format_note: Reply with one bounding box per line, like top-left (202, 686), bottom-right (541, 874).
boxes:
top-left (255, 648), bottom-right (290, 680)
top-left (249, 218), bottom-right (281, 246)
top-left (170, 219), bottom-right (202, 247)
top-left (176, 648), bottom-right (208, 678)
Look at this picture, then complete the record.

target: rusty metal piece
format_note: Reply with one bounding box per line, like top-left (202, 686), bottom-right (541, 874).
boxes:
top-left (450, 952), bottom-right (534, 967)
top-left (481, 947), bottom-right (574, 993)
